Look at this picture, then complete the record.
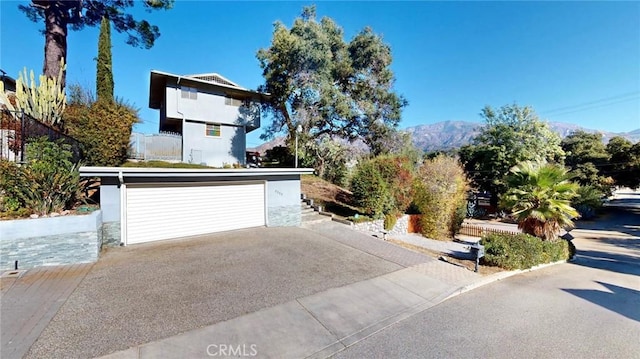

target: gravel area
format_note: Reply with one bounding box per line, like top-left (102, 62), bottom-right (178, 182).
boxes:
top-left (26, 227), bottom-right (402, 358)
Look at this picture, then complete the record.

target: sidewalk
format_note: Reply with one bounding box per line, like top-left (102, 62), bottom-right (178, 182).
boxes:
top-left (1, 263), bottom-right (93, 359)
top-left (99, 223), bottom-right (487, 359)
top-left (390, 232), bottom-right (480, 259)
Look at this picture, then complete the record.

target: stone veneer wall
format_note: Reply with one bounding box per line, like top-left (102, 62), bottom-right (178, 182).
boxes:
top-left (0, 210), bottom-right (102, 270)
top-left (352, 215), bottom-right (410, 235)
top-left (102, 222), bottom-right (121, 247)
top-left (266, 177), bottom-right (302, 227)
top-left (267, 205), bottom-right (301, 227)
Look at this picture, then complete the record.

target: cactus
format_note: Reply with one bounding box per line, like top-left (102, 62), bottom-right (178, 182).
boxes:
top-left (14, 58), bottom-right (66, 126)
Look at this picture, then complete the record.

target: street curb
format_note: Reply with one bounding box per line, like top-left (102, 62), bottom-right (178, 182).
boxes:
top-left (442, 259), bottom-right (569, 301)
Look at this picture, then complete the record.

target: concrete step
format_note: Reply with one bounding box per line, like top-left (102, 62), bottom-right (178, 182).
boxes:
top-left (302, 212), bottom-right (325, 220)
top-left (300, 197), bottom-right (333, 226)
top-left (301, 215), bottom-right (333, 226)
top-left (301, 206), bottom-right (316, 214)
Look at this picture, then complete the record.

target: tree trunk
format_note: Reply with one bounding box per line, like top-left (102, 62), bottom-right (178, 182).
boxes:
top-left (42, 1), bottom-right (68, 87)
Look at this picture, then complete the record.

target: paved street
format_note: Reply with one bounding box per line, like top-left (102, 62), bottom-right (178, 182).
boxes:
top-left (333, 204), bottom-right (640, 359)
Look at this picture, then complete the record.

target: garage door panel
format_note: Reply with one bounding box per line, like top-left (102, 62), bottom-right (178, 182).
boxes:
top-left (126, 183), bottom-right (265, 244)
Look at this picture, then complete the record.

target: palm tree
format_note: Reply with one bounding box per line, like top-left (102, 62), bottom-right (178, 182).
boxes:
top-left (501, 161), bottom-right (579, 241)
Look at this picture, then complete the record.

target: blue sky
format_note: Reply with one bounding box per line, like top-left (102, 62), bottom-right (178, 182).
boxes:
top-left (1, 1), bottom-right (639, 148)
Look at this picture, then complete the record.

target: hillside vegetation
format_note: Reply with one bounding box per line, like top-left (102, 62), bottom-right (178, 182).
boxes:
top-left (301, 175), bottom-right (360, 218)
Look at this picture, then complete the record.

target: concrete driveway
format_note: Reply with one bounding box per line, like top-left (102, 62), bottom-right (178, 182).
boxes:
top-left (24, 226), bottom-right (413, 358)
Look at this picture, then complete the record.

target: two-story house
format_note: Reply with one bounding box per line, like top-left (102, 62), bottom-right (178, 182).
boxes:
top-left (148, 70), bottom-right (268, 167)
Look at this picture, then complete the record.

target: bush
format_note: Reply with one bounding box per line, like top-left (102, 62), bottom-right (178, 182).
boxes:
top-left (350, 155), bottom-right (416, 218)
top-left (0, 160), bottom-right (25, 211)
top-left (0, 137), bottom-right (82, 215)
top-left (376, 155), bottom-right (416, 213)
top-left (449, 202), bottom-right (467, 236)
top-left (412, 155), bottom-right (469, 240)
top-left (481, 232), bottom-right (572, 270)
top-left (64, 98), bottom-right (139, 166)
top-left (350, 160), bottom-right (394, 217)
top-left (384, 213), bottom-right (398, 231)
top-left (572, 185), bottom-right (603, 220)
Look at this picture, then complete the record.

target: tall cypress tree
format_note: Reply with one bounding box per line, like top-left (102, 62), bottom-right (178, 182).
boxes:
top-left (96, 16), bottom-right (114, 103)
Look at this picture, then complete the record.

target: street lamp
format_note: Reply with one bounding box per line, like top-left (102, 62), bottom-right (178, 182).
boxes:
top-left (295, 124), bottom-right (302, 168)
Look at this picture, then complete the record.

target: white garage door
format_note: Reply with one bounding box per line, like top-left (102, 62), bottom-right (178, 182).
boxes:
top-left (125, 182), bottom-right (265, 244)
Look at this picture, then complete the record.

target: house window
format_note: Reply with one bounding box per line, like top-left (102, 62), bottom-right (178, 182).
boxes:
top-left (225, 96), bottom-right (244, 107)
top-left (206, 123), bottom-right (221, 137)
top-left (181, 86), bottom-right (197, 100)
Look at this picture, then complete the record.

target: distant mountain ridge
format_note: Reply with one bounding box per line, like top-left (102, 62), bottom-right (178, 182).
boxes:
top-left (407, 120), bottom-right (640, 152)
top-left (249, 121), bottom-right (640, 154)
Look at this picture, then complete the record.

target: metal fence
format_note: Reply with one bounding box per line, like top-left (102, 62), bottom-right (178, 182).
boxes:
top-left (129, 132), bottom-right (182, 161)
top-left (0, 109), bottom-right (82, 163)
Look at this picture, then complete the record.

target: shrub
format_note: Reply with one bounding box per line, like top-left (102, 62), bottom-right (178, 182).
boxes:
top-left (0, 137), bottom-right (82, 215)
top-left (384, 213), bottom-right (398, 231)
top-left (449, 202), bottom-right (467, 236)
top-left (572, 185), bottom-right (603, 220)
top-left (481, 232), bottom-right (572, 270)
top-left (350, 155), bottom-right (416, 218)
top-left (0, 160), bottom-right (25, 211)
top-left (376, 155), bottom-right (416, 213)
top-left (63, 97), bottom-right (139, 166)
top-left (412, 155), bottom-right (469, 240)
top-left (350, 160), bottom-right (394, 217)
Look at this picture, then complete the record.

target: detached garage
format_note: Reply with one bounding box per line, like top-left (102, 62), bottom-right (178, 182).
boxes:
top-left (79, 167), bottom-right (314, 246)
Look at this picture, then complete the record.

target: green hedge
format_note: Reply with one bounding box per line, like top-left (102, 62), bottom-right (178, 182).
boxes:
top-left (480, 233), bottom-right (574, 270)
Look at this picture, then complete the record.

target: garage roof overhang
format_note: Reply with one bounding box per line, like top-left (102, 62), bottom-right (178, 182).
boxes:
top-left (80, 167), bottom-right (315, 181)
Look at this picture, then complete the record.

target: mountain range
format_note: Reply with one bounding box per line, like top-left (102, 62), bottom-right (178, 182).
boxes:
top-left (408, 121), bottom-right (640, 152)
top-left (249, 120), bottom-right (640, 154)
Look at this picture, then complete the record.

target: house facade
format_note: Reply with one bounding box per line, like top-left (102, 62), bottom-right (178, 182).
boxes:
top-left (149, 70), bottom-right (268, 167)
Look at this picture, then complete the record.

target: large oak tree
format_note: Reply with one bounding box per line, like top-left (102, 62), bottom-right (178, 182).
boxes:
top-left (256, 6), bottom-right (407, 156)
top-left (19, 0), bottom-right (173, 87)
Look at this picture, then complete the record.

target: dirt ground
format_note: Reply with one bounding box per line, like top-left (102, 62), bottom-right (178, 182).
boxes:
top-left (301, 175), bottom-right (360, 217)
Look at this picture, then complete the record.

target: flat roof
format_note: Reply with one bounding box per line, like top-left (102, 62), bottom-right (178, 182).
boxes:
top-left (80, 166), bottom-right (314, 178)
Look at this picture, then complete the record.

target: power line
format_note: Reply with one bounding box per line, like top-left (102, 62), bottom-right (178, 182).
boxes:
top-left (541, 91), bottom-right (640, 117)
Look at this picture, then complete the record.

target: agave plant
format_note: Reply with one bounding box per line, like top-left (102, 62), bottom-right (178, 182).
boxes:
top-left (501, 161), bottom-right (579, 241)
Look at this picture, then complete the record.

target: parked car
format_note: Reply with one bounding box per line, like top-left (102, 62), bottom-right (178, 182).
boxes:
top-left (246, 151), bottom-right (262, 168)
